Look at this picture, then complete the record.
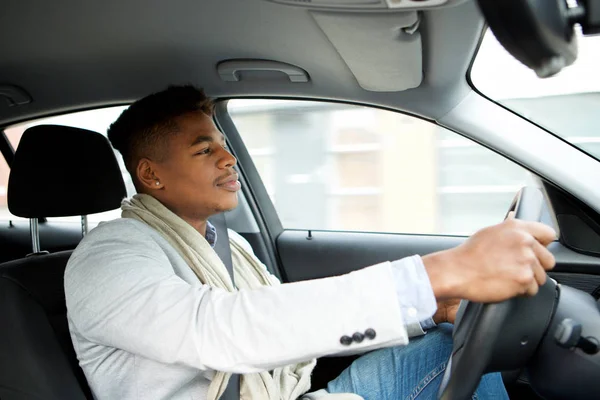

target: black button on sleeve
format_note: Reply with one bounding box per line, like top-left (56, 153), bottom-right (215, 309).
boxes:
top-left (365, 328), bottom-right (377, 340)
top-left (352, 332), bottom-right (365, 343)
top-left (340, 335), bottom-right (353, 346)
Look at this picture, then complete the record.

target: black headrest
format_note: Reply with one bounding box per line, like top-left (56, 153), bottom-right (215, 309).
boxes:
top-left (8, 125), bottom-right (127, 218)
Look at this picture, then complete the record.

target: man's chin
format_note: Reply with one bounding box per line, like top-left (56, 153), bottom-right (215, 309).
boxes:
top-left (216, 196), bottom-right (239, 214)
top-left (219, 205), bottom-right (237, 213)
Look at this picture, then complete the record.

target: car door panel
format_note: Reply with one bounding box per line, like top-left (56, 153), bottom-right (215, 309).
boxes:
top-left (276, 230), bottom-right (600, 299)
top-left (277, 230), bottom-right (463, 282)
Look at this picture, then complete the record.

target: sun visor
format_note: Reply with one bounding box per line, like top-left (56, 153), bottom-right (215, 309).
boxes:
top-left (311, 11), bottom-right (422, 92)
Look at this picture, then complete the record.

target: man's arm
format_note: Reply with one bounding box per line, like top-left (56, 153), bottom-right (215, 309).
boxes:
top-left (66, 217), bottom-right (555, 375)
top-left (229, 229), bottom-right (436, 337)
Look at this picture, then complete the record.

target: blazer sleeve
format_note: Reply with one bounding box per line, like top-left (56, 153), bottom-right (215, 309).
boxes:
top-left (228, 229), bottom-right (429, 339)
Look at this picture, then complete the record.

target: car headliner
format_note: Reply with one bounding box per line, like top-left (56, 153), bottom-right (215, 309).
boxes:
top-left (0, 0), bottom-right (483, 127)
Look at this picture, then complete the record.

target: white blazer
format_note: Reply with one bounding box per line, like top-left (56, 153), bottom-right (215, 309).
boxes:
top-left (65, 218), bottom-right (413, 400)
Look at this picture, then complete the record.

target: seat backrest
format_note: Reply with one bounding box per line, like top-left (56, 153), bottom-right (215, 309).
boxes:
top-left (0, 251), bottom-right (91, 399)
top-left (0, 125), bottom-right (126, 400)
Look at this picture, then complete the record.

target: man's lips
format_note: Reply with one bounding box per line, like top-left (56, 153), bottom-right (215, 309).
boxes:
top-left (216, 173), bottom-right (239, 185)
top-left (216, 173), bottom-right (241, 191)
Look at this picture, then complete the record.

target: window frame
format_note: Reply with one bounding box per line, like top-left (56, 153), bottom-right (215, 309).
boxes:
top-left (215, 97), bottom-right (541, 240)
top-left (0, 130), bottom-right (15, 168)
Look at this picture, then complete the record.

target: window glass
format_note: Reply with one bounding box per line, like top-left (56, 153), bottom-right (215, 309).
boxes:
top-left (1, 106), bottom-right (134, 223)
top-left (471, 29), bottom-right (600, 162)
top-left (229, 100), bottom-right (536, 235)
top-left (0, 157), bottom-right (10, 221)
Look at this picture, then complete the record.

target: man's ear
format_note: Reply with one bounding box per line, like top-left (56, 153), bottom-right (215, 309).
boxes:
top-left (136, 158), bottom-right (163, 191)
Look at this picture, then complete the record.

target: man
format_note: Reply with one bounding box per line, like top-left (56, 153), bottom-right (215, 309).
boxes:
top-left (65, 85), bottom-right (556, 400)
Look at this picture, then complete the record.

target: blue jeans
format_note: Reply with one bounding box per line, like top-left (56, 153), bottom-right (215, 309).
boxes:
top-left (327, 323), bottom-right (508, 400)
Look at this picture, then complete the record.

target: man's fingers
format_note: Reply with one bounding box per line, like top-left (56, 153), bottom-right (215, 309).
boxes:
top-left (521, 242), bottom-right (552, 295)
top-left (530, 252), bottom-right (548, 287)
top-left (532, 239), bottom-right (556, 272)
top-left (518, 220), bottom-right (557, 246)
top-left (525, 279), bottom-right (540, 297)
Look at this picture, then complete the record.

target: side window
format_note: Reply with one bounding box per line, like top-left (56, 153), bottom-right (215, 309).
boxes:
top-left (228, 100), bottom-right (535, 236)
top-left (1, 107), bottom-right (135, 223)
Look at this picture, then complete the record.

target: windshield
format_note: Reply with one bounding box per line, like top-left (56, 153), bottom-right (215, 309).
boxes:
top-left (471, 29), bottom-right (600, 162)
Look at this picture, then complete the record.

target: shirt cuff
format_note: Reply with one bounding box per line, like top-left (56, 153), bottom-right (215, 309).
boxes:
top-left (390, 255), bottom-right (437, 327)
top-left (420, 317), bottom-right (437, 331)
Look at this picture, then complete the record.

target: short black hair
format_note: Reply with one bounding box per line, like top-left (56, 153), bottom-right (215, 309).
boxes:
top-left (107, 85), bottom-right (214, 176)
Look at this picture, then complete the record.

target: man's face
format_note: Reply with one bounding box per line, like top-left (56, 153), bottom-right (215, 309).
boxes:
top-left (147, 111), bottom-right (240, 220)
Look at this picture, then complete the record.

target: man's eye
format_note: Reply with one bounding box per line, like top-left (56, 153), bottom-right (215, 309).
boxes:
top-left (195, 147), bottom-right (211, 155)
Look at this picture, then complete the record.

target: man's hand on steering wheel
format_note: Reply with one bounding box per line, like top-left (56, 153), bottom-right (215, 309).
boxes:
top-left (423, 215), bottom-right (557, 304)
top-left (428, 187), bottom-right (561, 400)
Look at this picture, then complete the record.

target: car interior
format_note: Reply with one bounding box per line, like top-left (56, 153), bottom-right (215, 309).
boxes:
top-left (1, 0), bottom-right (600, 399)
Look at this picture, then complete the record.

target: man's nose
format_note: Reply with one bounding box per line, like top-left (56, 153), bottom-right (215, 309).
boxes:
top-left (218, 147), bottom-right (237, 169)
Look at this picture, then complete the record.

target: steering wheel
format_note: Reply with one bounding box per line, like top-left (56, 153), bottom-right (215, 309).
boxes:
top-left (437, 187), bottom-right (560, 400)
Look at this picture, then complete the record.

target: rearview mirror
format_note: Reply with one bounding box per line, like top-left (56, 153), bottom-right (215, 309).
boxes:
top-left (477, 0), bottom-right (600, 78)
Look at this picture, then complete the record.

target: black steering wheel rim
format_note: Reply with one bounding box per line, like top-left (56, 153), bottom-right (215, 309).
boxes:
top-left (437, 186), bottom-right (559, 400)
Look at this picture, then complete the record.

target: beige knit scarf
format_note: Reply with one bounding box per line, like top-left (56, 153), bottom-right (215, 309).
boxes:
top-left (121, 194), bottom-right (316, 400)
